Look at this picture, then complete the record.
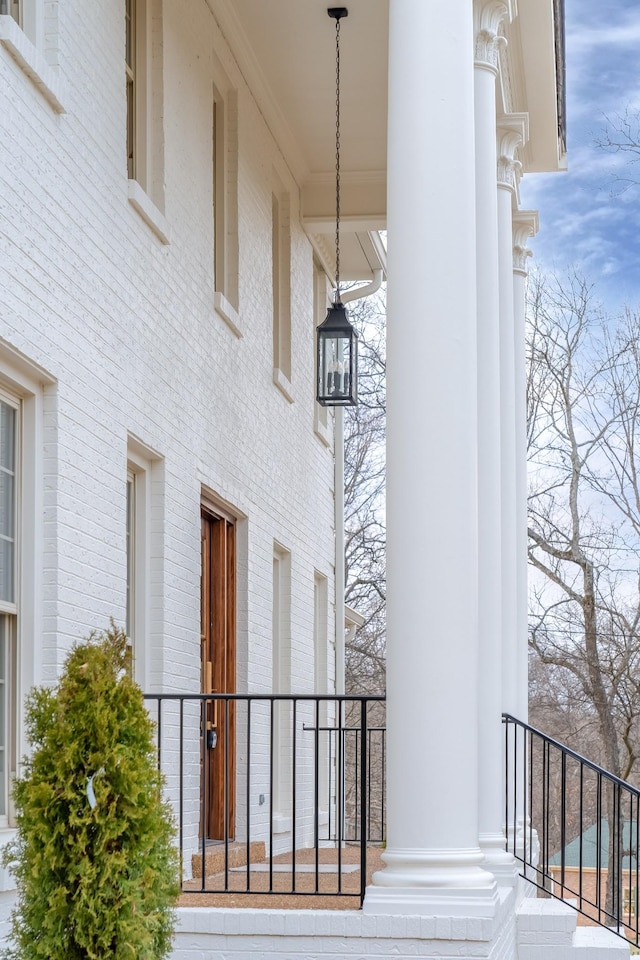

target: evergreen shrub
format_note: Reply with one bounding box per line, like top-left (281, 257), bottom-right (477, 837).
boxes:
top-left (3, 625), bottom-right (179, 959)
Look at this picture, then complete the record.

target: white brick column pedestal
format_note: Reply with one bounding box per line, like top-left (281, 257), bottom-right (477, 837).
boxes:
top-left (363, 0), bottom-right (497, 918)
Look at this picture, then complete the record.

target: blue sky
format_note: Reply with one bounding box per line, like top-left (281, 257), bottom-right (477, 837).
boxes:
top-left (519, 0), bottom-right (640, 309)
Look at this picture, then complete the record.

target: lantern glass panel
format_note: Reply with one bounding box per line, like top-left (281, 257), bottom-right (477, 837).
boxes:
top-left (320, 334), bottom-right (352, 403)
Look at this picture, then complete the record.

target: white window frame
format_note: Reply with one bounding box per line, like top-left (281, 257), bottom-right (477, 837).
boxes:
top-left (0, 0), bottom-right (21, 27)
top-left (272, 543), bottom-right (292, 830)
top-left (125, 469), bottom-right (136, 649)
top-left (272, 172), bottom-right (293, 402)
top-left (126, 0), bottom-right (169, 244)
top-left (212, 78), bottom-right (240, 335)
top-left (0, 0), bottom-right (63, 113)
top-left (0, 342), bottom-right (54, 838)
top-left (125, 460), bottom-right (145, 685)
top-left (313, 572), bottom-right (330, 823)
top-left (0, 390), bottom-right (19, 829)
top-left (126, 437), bottom-right (163, 691)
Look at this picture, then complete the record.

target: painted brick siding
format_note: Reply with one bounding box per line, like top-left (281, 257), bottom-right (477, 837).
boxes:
top-left (0, 0), bottom-right (335, 689)
top-left (0, 0), bottom-right (338, 892)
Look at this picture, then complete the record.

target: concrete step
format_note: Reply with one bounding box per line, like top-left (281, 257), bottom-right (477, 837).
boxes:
top-left (517, 896), bottom-right (630, 960)
top-left (191, 840), bottom-right (266, 879)
top-left (517, 896), bottom-right (578, 945)
top-left (572, 926), bottom-right (631, 960)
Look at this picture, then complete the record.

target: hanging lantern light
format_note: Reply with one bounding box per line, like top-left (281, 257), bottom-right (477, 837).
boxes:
top-left (317, 7), bottom-right (358, 408)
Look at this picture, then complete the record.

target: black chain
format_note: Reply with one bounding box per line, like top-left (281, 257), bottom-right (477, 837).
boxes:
top-left (335, 15), bottom-right (341, 300)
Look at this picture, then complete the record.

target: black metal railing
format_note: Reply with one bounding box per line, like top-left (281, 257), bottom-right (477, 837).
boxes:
top-left (504, 713), bottom-right (640, 943)
top-left (145, 694), bottom-right (386, 905)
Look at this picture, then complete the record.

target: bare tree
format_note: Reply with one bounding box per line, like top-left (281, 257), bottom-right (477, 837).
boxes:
top-left (595, 108), bottom-right (640, 195)
top-left (343, 291), bottom-right (386, 696)
top-left (527, 270), bottom-right (640, 914)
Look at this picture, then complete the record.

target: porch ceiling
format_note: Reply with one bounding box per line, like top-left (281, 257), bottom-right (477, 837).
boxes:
top-left (213, 0), bottom-right (388, 280)
top-left (212, 0), bottom-right (564, 280)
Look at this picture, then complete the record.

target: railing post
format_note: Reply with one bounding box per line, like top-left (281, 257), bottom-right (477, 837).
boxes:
top-left (360, 697), bottom-right (368, 907)
top-left (504, 716), bottom-right (510, 854)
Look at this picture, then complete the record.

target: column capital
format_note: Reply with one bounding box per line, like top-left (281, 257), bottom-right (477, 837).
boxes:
top-left (512, 210), bottom-right (539, 275)
top-left (474, 1), bottom-right (512, 72)
top-left (497, 114), bottom-right (529, 195)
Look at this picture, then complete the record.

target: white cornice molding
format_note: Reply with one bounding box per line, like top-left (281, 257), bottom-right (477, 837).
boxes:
top-left (512, 209), bottom-right (539, 275)
top-left (306, 231), bottom-right (336, 286)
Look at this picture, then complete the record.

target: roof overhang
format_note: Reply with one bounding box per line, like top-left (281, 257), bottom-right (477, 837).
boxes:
top-left (502, 0), bottom-right (567, 173)
top-left (211, 0), bottom-right (565, 277)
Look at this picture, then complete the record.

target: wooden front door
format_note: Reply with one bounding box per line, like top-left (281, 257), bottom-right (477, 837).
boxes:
top-left (200, 509), bottom-right (236, 840)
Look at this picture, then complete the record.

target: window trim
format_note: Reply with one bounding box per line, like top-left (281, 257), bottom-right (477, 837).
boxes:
top-left (212, 77), bottom-right (240, 334)
top-left (0, 343), bottom-right (54, 832)
top-left (272, 542), bottom-right (292, 830)
top-left (0, 392), bottom-right (19, 830)
top-left (126, 0), bottom-right (168, 243)
top-left (0, 0), bottom-right (22, 28)
top-left (126, 446), bottom-right (150, 689)
top-left (272, 176), bottom-right (292, 401)
top-left (0, 391), bottom-right (19, 617)
top-left (0, 9), bottom-right (64, 113)
top-left (126, 436), bottom-right (164, 691)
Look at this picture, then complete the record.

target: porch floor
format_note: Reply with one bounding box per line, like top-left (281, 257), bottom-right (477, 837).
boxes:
top-left (178, 844), bottom-right (384, 910)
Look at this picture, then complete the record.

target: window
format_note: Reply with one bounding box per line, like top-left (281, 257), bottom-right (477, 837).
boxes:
top-left (0, 0), bottom-right (21, 26)
top-left (0, 346), bottom-right (53, 829)
top-left (0, 0), bottom-right (62, 112)
top-left (624, 887), bottom-right (637, 918)
top-left (125, 0), bottom-right (168, 242)
top-left (125, 470), bottom-right (135, 652)
top-left (272, 544), bottom-right (291, 827)
top-left (126, 438), bottom-right (163, 689)
top-left (125, 0), bottom-right (137, 182)
top-left (313, 573), bottom-right (329, 819)
top-left (212, 83), bottom-right (239, 332)
top-left (0, 394), bottom-right (18, 825)
top-left (313, 573), bottom-right (328, 697)
top-left (272, 175), bottom-right (292, 400)
top-left (272, 545), bottom-right (291, 697)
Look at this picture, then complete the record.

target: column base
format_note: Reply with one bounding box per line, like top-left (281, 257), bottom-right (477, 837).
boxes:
top-left (363, 847), bottom-right (498, 917)
top-left (479, 833), bottom-right (519, 886)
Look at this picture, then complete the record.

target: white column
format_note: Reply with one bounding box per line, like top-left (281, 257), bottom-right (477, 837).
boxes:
top-left (512, 211), bottom-right (538, 724)
top-left (364, 0), bottom-right (496, 917)
top-left (497, 116), bottom-right (527, 719)
top-left (474, 1), bottom-right (517, 881)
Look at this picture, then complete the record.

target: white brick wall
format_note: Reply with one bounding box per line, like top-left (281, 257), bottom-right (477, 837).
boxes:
top-left (0, 0), bottom-right (335, 691)
top-left (0, 0), bottom-right (337, 916)
top-left (170, 899), bottom-right (513, 960)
